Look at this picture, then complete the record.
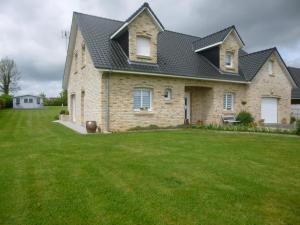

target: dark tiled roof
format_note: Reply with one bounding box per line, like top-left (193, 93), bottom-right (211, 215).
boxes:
top-left (75, 12), bottom-right (247, 82)
top-left (192, 26), bottom-right (234, 51)
top-left (239, 48), bottom-right (275, 81)
top-left (288, 67), bottom-right (300, 99)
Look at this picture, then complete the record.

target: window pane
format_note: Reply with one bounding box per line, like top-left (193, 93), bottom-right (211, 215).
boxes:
top-left (133, 90), bottom-right (141, 109)
top-left (225, 52), bottom-right (233, 66)
top-left (142, 90), bottom-right (151, 108)
top-left (136, 37), bottom-right (150, 56)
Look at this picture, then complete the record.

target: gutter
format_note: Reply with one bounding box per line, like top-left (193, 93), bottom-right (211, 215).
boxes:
top-left (98, 69), bottom-right (250, 84)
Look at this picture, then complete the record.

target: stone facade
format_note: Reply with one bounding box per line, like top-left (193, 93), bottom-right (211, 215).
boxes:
top-left (219, 31), bottom-right (240, 73)
top-left (67, 28), bottom-right (102, 126)
top-left (245, 53), bottom-right (292, 124)
top-left (66, 29), bottom-right (293, 132)
top-left (128, 10), bottom-right (160, 63)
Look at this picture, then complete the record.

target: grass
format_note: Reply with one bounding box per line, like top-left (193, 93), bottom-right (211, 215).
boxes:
top-left (0, 107), bottom-right (299, 225)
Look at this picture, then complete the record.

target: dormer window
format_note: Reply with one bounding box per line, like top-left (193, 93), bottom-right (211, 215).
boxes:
top-left (225, 51), bottom-right (234, 68)
top-left (136, 36), bottom-right (151, 57)
top-left (268, 60), bottom-right (274, 75)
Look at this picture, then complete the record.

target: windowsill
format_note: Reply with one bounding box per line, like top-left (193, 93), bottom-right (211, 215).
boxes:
top-left (136, 55), bottom-right (152, 60)
top-left (225, 66), bottom-right (234, 70)
top-left (134, 110), bottom-right (154, 115)
top-left (223, 110), bottom-right (234, 114)
top-left (164, 100), bottom-right (172, 104)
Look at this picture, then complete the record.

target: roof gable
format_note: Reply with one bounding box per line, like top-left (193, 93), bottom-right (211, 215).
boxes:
top-left (288, 67), bottom-right (300, 87)
top-left (110, 2), bottom-right (164, 39)
top-left (193, 26), bottom-right (245, 52)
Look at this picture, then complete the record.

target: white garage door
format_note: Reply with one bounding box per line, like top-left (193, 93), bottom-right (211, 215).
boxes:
top-left (261, 98), bottom-right (278, 123)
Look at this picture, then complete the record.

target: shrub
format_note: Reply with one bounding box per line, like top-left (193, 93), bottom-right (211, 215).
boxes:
top-left (296, 120), bottom-right (300, 135)
top-left (59, 109), bottom-right (66, 115)
top-left (65, 110), bottom-right (69, 115)
top-left (0, 94), bottom-right (13, 108)
top-left (290, 116), bottom-right (296, 124)
top-left (54, 115), bottom-right (59, 120)
top-left (236, 111), bottom-right (254, 125)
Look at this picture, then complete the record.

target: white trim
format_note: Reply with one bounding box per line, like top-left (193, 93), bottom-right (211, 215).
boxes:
top-left (223, 92), bottom-right (234, 111)
top-left (98, 69), bottom-right (250, 84)
top-left (133, 88), bottom-right (153, 111)
top-left (194, 42), bottom-right (223, 53)
top-left (110, 7), bottom-right (164, 39)
top-left (223, 29), bottom-right (244, 48)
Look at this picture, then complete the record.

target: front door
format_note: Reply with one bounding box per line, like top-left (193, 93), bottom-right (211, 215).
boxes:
top-left (71, 94), bottom-right (76, 122)
top-left (184, 92), bottom-right (191, 124)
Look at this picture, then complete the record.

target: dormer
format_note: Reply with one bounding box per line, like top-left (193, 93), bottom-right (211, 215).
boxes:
top-left (110, 2), bottom-right (164, 64)
top-left (193, 26), bottom-right (245, 74)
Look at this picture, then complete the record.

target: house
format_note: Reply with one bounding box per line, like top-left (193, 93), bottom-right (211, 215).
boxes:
top-left (13, 95), bottom-right (43, 109)
top-left (288, 67), bottom-right (300, 118)
top-left (63, 2), bottom-right (296, 132)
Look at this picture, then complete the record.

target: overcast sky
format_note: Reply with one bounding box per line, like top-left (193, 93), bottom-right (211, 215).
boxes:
top-left (0, 0), bottom-right (299, 97)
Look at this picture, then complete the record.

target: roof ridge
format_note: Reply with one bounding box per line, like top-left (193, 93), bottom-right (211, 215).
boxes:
top-left (192, 25), bottom-right (235, 43)
top-left (164, 30), bottom-right (200, 39)
top-left (73, 11), bottom-right (124, 23)
top-left (239, 47), bottom-right (276, 58)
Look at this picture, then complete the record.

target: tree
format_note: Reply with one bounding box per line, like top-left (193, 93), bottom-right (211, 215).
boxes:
top-left (0, 57), bottom-right (21, 95)
top-left (60, 90), bottom-right (68, 106)
top-left (39, 92), bottom-right (46, 98)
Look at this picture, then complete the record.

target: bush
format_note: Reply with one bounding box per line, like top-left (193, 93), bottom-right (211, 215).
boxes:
top-left (0, 94), bottom-right (13, 108)
top-left (54, 115), bottom-right (59, 120)
top-left (65, 110), bottom-right (69, 115)
top-left (236, 111), bottom-right (254, 125)
top-left (59, 109), bottom-right (66, 115)
top-left (296, 120), bottom-right (300, 135)
top-left (290, 116), bottom-right (296, 124)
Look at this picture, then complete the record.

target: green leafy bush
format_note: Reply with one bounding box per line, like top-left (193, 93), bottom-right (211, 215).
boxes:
top-left (59, 109), bottom-right (66, 115)
top-left (296, 120), bottom-right (300, 135)
top-left (290, 117), bottom-right (296, 124)
top-left (0, 94), bottom-right (13, 108)
top-left (236, 111), bottom-right (254, 125)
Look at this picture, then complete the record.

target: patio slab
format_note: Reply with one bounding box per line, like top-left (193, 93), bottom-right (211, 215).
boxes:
top-left (53, 120), bottom-right (87, 134)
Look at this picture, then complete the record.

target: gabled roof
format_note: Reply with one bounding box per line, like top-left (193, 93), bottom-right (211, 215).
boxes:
top-left (110, 2), bottom-right (164, 39)
top-left (239, 48), bottom-right (274, 81)
top-left (73, 12), bottom-right (248, 84)
top-left (288, 67), bottom-right (300, 99)
top-left (14, 95), bottom-right (41, 98)
top-left (193, 26), bottom-right (245, 52)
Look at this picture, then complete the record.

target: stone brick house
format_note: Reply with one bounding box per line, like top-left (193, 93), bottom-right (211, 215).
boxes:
top-left (289, 67), bottom-right (300, 118)
top-left (63, 2), bottom-right (297, 132)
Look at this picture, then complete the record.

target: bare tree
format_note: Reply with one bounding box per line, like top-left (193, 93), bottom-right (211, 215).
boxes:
top-left (0, 57), bottom-right (21, 95)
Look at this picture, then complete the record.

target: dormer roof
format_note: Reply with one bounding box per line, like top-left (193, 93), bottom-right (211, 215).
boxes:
top-left (110, 2), bottom-right (164, 39)
top-left (193, 26), bottom-right (245, 52)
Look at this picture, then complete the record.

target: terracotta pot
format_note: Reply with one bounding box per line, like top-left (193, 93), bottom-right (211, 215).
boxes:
top-left (86, 121), bottom-right (97, 133)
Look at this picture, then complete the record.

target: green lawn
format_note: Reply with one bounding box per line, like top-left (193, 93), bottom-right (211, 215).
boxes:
top-left (0, 107), bottom-right (299, 225)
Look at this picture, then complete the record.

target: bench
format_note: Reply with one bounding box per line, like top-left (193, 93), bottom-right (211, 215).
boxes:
top-left (222, 115), bottom-right (240, 124)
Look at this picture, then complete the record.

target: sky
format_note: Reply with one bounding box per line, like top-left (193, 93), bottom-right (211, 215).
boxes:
top-left (0, 0), bottom-right (299, 97)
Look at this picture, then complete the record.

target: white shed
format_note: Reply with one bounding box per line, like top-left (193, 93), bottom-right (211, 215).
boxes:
top-left (13, 95), bottom-right (44, 109)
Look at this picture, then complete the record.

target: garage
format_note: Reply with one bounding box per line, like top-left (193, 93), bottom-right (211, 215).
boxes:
top-left (261, 97), bottom-right (278, 123)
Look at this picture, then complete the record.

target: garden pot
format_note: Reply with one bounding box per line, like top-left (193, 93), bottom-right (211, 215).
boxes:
top-left (86, 121), bottom-right (97, 133)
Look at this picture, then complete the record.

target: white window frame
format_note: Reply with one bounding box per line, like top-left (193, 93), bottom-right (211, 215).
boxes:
top-left (268, 60), bottom-right (274, 75)
top-left (16, 98), bottom-right (20, 105)
top-left (223, 92), bottom-right (234, 111)
top-left (133, 88), bottom-right (152, 111)
top-left (164, 88), bottom-right (172, 101)
top-left (225, 51), bottom-right (234, 68)
top-left (136, 36), bottom-right (151, 57)
top-left (24, 98), bottom-right (28, 103)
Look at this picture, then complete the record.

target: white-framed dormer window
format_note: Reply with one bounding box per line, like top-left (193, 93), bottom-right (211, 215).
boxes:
top-left (268, 60), bottom-right (274, 75)
top-left (164, 88), bottom-right (172, 101)
top-left (225, 51), bottom-right (234, 68)
top-left (223, 92), bottom-right (234, 110)
top-left (133, 88), bottom-right (152, 111)
top-left (136, 36), bottom-right (151, 57)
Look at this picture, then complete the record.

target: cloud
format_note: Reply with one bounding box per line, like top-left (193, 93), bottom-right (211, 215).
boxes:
top-left (0, 0), bottom-right (299, 97)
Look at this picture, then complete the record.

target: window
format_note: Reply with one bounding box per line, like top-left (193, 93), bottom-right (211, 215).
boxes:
top-left (225, 51), bottom-right (234, 67)
top-left (37, 97), bottom-right (40, 104)
top-left (29, 98), bottom-right (33, 103)
top-left (223, 92), bottom-right (234, 110)
top-left (164, 88), bottom-right (172, 100)
top-left (268, 60), bottom-right (274, 75)
top-left (136, 36), bottom-right (151, 57)
top-left (16, 98), bottom-right (20, 105)
top-left (24, 98), bottom-right (28, 103)
top-left (81, 43), bottom-right (86, 66)
top-left (133, 88), bottom-right (152, 111)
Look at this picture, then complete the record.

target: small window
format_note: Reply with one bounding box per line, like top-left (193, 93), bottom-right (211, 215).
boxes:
top-left (268, 60), bottom-right (274, 75)
top-left (133, 88), bottom-right (152, 111)
top-left (37, 97), bottom-right (40, 104)
top-left (29, 98), bottom-right (33, 103)
top-left (16, 98), bottom-right (20, 105)
top-left (225, 51), bottom-right (234, 67)
top-left (81, 43), bottom-right (86, 66)
top-left (164, 88), bottom-right (172, 100)
top-left (24, 98), bottom-right (28, 103)
top-left (223, 92), bottom-right (234, 110)
top-left (136, 36), bottom-right (151, 57)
